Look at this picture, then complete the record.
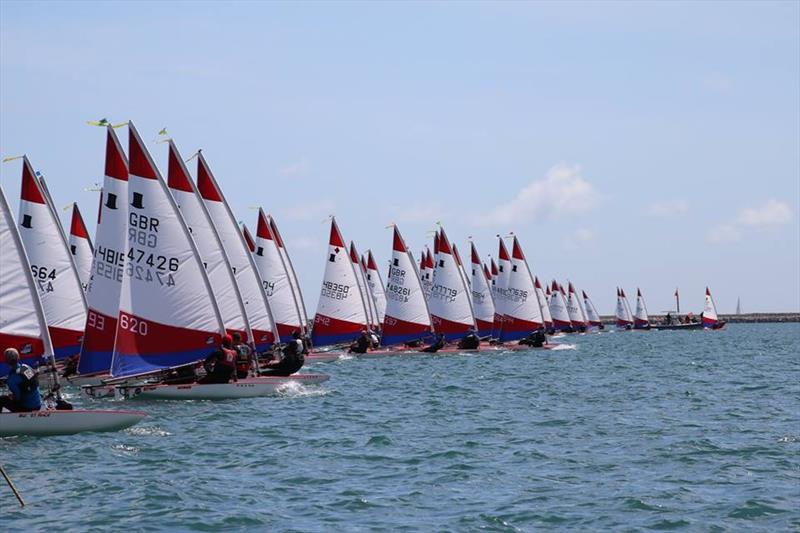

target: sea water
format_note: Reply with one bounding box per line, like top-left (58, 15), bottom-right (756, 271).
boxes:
top-left (2, 323), bottom-right (798, 531)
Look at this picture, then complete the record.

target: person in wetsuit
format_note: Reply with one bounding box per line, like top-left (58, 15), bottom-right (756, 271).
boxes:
top-left (261, 331), bottom-right (306, 376)
top-left (348, 330), bottom-right (370, 354)
top-left (457, 329), bottom-right (480, 350)
top-left (198, 335), bottom-right (237, 384)
top-left (232, 332), bottom-right (254, 379)
top-left (421, 332), bottom-right (446, 353)
top-left (519, 330), bottom-right (547, 347)
top-left (0, 348), bottom-right (42, 412)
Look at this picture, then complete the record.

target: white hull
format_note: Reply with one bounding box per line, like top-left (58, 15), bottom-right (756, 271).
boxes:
top-left (0, 409), bottom-right (146, 437)
top-left (305, 353), bottom-right (342, 363)
top-left (113, 373), bottom-right (330, 400)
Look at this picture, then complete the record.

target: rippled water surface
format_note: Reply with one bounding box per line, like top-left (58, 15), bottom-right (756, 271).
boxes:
top-left (2, 323), bottom-right (799, 531)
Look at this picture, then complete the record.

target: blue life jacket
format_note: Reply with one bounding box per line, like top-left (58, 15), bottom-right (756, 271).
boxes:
top-left (7, 362), bottom-right (42, 410)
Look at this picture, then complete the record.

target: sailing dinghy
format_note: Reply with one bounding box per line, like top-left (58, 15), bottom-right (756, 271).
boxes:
top-left (469, 242), bottom-right (495, 337)
top-left (633, 288), bottom-right (651, 329)
top-left (364, 250), bottom-right (387, 328)
top-left (615, 288), bottom-right (634, 330)
top-left (549, 281), bottom-right (572, 332)
top-left (68, 203), bottom-right (94, 292)
top-left (1, 186), bottom-right (145, 436)
top-left (311, 218), bottom-right (369, 347)
top-left (582, 290), bottom-right (604, 330)
top-left (565, 282), bottom-right (587, 332)
top-left (535, 277), bottom-right (554, 332)
top-left (427, 228), bottom-right (477, 342)
top-left (17, 157), bottom-right (88, 360)
top-left (702, 287), bottom-right (726, 329)
top-left (499, 236), bottom-right (544, 342)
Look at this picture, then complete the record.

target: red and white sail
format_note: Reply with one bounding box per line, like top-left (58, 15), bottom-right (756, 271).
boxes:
top-left (252, 209), bottom-right (304, 342)
top-left (565, 282), bottom-right (587, 329)
top-left (350, 241), bottom-right (379, 328)
top-left (535, 277), bottom-right (553, 329)
top-left (242, 224), bottom-right (256, 254)
top-left (68, 203), bottom-right (94, 292)
top-left (615, 288), bottom-right (634, 328)
top-left (489, 258), bottom-right (502, 337)
top-left (79, 126), bottom-right (129, 376)
top-left (703, 287), bottom-right (720, 327)
top-left (420, 248), bottom-right (434, 299)
top-left (0, 186), bottom-right (54, 377)
top-left (549, 280), bottom-right (572, 331)
top-left (268, 215), bottom-right (309, 331)
top-left (111, 123), bottom-right (225, 377)
top-left (582, 290), bottom-right (603, 328)
top-left (633, 288), bottom-right (650, 328)
top-left (312, 218), bottom-right (369, 346)
top-left (452, 243), bottom-right (471, 290)
top-left (197, 152), bottom-right (278, 350)
top-left (500, 236), bottom-right (543, 341)
top-left (469, 242), bottom-right (495, 337)
top-left (427, 228), bottom-right (476, 341)
top-left (167, 140), bottom-right (251, 343)
top-left (16, 157), bottom-right (87, 360)
top-left (382, 225), bottom-right (433, 346)
top-left (494, 237), bottom-right (513, 335)
top-left (364, 250), bottom-right (387, 326)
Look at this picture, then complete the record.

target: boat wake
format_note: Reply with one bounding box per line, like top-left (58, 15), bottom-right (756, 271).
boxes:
top-left (276, 380), bottom-right (332, 398)
top-left (125, 425), bottom-right (172, 437)
top-left (549, 343), bottom-right (577, 351)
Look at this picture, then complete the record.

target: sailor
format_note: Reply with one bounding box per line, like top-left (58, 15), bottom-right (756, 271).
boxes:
top-left (421, 332), bottom-right (446, 353)
top-left (198, 335), bottom-right (237, 384)
top-left (232, 332), bottom-right (254, 379)
top-left (261, 331), bottom-right (305, 376)
top-left (368, 330), bottom-right (380, 349)
top-left (457, 329), bottom-right (480, 350)
top-left (665, 312), bottom-right (672, 325)
top-left (0, 348), bottom-right (42, 413)
top-left (519, 330), bottom-right (546, 348)
top-left (61, 354), bottom-right (79, 378)
top-left (348, 330), bottom-right (370, 354)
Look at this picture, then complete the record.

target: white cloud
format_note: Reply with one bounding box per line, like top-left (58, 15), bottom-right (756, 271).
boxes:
top-left (738, 199), bottom-right (792, 227)
top-left (644, 199), bottom-right (689, 218)
top-left (475, 163), bottom-right (597, 227)
top-left (702, 73), bottom-right (733, 93)
top-left (279, 198), bottom-right (335, 222)
top-left (279, 161), bottom-right (309, 177)
top-left (574, 228), bottom-right (595, 242)
top-left (706, 224), bottom-right (741, 244)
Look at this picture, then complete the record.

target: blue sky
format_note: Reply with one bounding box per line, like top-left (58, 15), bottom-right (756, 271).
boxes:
top-left (1, 1), bottom-right (798, 314)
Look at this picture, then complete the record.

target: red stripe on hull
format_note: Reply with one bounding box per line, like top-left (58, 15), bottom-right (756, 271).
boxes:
top-left (383, 315), bottom-right (430, 339)
top-left (113, 312), bottom-right (221, 356)
top-left (82, 309), bottom-right (118, 353)
top-left (313, 314), bottom-right (363, 338)
top-left (501, 315), bottom-right (542, 333)
top-left (431, 315), bottom-right (471, 336)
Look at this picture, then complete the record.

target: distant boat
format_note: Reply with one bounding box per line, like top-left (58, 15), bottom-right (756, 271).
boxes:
top-left (68, 203), bottom-right (94, 292)
top-left (615, 288), bottom-right (634, 330)
top-left (469, 241), bottom-right (495, 338)
top-left (581, 290), bottom-right (604, 330)
top-left (702, 287), bottom-right (726, 329)
top-left (549, 280), bottom-right (572, 332)
top-left (633, 288), bottom-right (651, 330)
top-left (499, 236), bottom-right (543, 342)
top-left (535, 277), bottom-right (553, 332)
top-left (427, 227), bottom-right (476, 342)
top-left (565, 282), bottom-right (587, 332)
top-left (363, 250), bottom-right (387, 327)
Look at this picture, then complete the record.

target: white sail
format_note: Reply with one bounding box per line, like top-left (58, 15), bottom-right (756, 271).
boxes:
top-left (350, 241), bottom-right (379, 329)
top-left (0, 186), bottom-right (54, 376)
top-left (364, 250), bottom-right (387, 326)
top-left (535, 277), bottom-right (553, 328)
top-left (565, 282), bottom-right (586, 328)
top-left (427, 228), bottom-right (476, 341)
top-left (494, 237), bottom-right (513, 334)
top-left (311, 218), bottom-right (369, 346)
top-left (703, 287), bottom-right (720, 327)
top-left (549, 280), bottom-right (572, 330)
top-left (420, 248), bottom-right (434, 299)
top-left (16, 157), bottom-right (87, 361)
top-left (615, 288), bottom-right (634, 328)
top-left (110, 123), bottom-right (225, 378)
top-left (500, 236), bottom-right (543, 341)
top-left (197, 152), bottom-right (278, 350)
top-left (582, 290), bottom-right (602, 327)
top-left (452, 243), bottom-right (471, 290)
top-left (252, 209), bottom-right (304, 342)
top-left (167, 140), bottom-right (252, 343)
top-left (634, 288), bottom-right (650, 328)
top-left (382, 225), bottom-right (433, 346)
top-left (68, 203), bottom-right (94, 292)
top-left (79, 126), bottom-right (129, 376)
top-left (268, 215), bottom-right (309, 332)
top-left (469, 241), bottom-right (495, 337)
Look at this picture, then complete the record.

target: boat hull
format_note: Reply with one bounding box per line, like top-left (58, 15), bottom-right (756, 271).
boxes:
top-left (0, 409), bottom-right (146, 437)
top-left (113, 373), bottom-right (330, 400)
top-left (305, 352), bottom-right (342, 363)
top-left (651, 323), bottom-right (704, 331)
